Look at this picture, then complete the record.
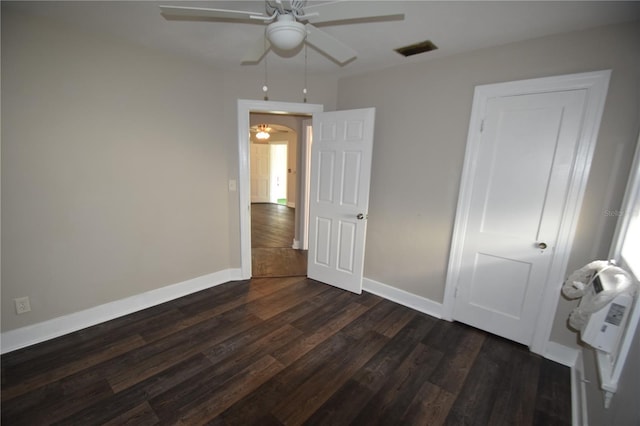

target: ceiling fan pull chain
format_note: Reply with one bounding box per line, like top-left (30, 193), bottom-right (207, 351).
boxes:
top-left (303, 44), bottom-right (308, 103)
top-left (263, 37), bottom-right (269, 101)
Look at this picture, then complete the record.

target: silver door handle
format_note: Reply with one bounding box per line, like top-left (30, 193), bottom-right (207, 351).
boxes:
top-left (537, 242), bottom-right (548, 249)
top-left (356, 213), bottom-right (365, 220)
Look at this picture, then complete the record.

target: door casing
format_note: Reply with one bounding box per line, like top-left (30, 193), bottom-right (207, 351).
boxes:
top-left (237, 100), bottom-right (324, 279)
top-left (443, 70), bottom-right (611, 355)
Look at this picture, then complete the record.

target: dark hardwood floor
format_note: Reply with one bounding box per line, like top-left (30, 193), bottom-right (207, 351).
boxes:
top-left (251, 203), bottom-right (295, 248)
top-left (1, 277), bottom-right (571, 425)
top-left (252, 203), bottom-right (307, 277)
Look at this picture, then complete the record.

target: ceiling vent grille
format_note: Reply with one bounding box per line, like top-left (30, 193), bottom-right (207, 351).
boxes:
top-left (395, 40), bottom-right (438, 57)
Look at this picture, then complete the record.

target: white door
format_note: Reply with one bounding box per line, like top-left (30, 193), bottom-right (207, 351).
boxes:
top-left (250, 143), bottom-right (270, 203)
top-left (308, 108), bottom-right (375, 294)
top-left (269, 143), bottom-right (287, 204)
top-left (452, 89), bottom-right (587, 345)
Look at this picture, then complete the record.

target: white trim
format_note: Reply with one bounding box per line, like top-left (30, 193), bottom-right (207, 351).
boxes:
top-left (286, 201), bottom-right (296, 208)
top-left (237, 100), bottom-right (323, 279)
top-left (292, 239), bottom-right (301, 250)
top-left (0, 268), bottom-right (242, 354)
top-left (442, 70), bottom-right (611, 356)
top-left (300, 120), bottom-right (313, 251)
top-left (609, 130), bottom-right (640, 261)
top-left (571, 351), bottom-right (590, 426)
top-left (544, 341), bottom-right (579, 367)
top-left (363, 277), bottom-right (443, 319)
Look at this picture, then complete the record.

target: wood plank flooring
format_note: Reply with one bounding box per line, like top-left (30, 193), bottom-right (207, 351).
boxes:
top-left (252, 248), bottom-right (308, 277)
top-left (252, 203), bottom-right (307, 277)
top-left (1, 277), bottom-right (571, 425)
top-left (251, 203), bottom-right (295, 248)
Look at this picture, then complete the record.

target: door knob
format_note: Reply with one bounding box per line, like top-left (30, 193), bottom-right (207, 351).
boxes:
top-left (537, 242), bottom-right (548, 249)
top-left (356, 213), bottom-right (365, 220)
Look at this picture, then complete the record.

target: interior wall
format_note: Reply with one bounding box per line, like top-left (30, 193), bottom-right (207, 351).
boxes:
top-left (336, 20), bottom-right (640, 348)
top-left (1, 9), bottom-right (232, 331)
top-left (1, 7), bottom-right (339, 333)
top-left (286, 132), bottom-right (297, 208)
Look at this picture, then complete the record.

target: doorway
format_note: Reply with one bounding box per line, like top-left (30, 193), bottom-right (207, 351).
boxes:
top-left (240, 101), bottom-right (376, 292)
top-left (238, 100), bottom-right (323, 280)
top-left (248, 112), bottom-right (313, 277)
top-left (249, 125), bottom-right (290, 205)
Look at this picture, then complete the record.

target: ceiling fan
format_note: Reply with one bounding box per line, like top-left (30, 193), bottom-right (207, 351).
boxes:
top-left (159, 0), bottom-right (404, 65)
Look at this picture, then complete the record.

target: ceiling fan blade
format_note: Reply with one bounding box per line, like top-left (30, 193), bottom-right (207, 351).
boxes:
top-left (242, 36), bottom-right (271, 64)
top-left (304, 1), bottom-right (404, 25)
top-left (159, 5), bottom-right (266, 22)
top-left (305, 24), bottom-right (357, 65)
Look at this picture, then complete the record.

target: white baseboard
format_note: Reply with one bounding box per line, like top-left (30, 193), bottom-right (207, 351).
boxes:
top-left (363, 277), bottom-right (443, 319)
top-left (292, 239), bottom-right (301, 249)
top-left (544, 341), bottom-right (579, 367)
top-left (1, 268), bottom-right (242, 354)
top-left (570, 350), bottom-right (589, 426)
top-left (287, 202), bottom-right (295, 208)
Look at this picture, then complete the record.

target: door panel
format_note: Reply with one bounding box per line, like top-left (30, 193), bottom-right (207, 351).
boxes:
top-left (341, 151), bottom-right (362, 206)
top-left (337, 221), bottom-right (357, 272)
top-left (317, 151), bottom-right (336, 202)
top-left (250, 143), bottom-right (270, 203)
top-left (453, 90), bottom-right (587, 345)
top-left (308, 108), bottom-right (375, 294)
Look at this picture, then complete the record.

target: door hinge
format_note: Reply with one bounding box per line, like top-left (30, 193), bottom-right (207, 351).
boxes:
top-left (480, 119), bottom-right (485, 133)
top-left (454, 287), bottom-right (458, 298)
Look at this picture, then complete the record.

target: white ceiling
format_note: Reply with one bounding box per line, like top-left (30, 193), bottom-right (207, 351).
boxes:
top-left (6, 1), bottom-right (640, 77)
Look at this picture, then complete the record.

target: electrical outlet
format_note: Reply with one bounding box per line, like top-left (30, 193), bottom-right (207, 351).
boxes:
top-left (14, 297), bottom-right (31, 314)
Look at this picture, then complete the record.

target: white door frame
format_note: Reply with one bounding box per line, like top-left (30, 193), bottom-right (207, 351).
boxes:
top-left (442, 70), bottom-right (611, 355)
top-left (237, 99), bottom-right (324, 279)
top-left (299, 119), bottom-right (313, 250)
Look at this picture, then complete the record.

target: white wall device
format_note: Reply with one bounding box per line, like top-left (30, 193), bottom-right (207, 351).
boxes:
top-left (579, 276), bottom-right (633, 354)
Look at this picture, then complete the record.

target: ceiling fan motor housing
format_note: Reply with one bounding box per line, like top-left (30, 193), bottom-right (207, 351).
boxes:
top-left (266, 14), bottom-right (307, 50)
top-left (160, 0), bottom-right (404, 64)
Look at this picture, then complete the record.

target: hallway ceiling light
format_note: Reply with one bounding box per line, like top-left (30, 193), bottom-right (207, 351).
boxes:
top-left (256, 124), bottom-right (271, 140)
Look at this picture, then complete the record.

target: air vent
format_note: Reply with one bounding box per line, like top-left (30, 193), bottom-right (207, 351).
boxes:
top-left (395, 40), bottom-right (438, 57)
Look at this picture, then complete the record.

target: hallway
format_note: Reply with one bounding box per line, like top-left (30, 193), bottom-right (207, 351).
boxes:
top-left (251, 203), bottom-right (307, 277)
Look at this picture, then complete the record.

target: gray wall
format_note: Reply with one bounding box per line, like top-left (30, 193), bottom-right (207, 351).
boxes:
top-left (1, 9), bottom-right (229, 330)
top-left (0, 8), bottom-right (338, 331)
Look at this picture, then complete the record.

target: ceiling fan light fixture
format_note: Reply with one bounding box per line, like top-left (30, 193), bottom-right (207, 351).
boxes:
top-left (256, 124), bottom-right (271, 140)
top-left (266, 16), bottom-right (307, 50)
top-left (256, 130), bottom-right (270, 140)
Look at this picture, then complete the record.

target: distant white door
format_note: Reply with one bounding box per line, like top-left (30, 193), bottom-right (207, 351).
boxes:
top-left (450, 88), bottom-right (593, 345)
top-left (270, 143), bottom-right (288, 204)
top-left (250, 143), bottom-right (270, 203)
top-left (308, 108), bottom-right (375, 294)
